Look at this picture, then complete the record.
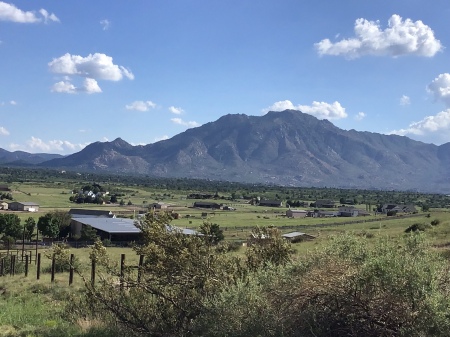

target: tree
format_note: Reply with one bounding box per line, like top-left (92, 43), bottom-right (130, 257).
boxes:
top-left (81, 225), bottom-right (98, 241)
top-left (246, 226), bottom-right (293, 271)
top-left (37, 213), bottom-right (60, 239)
top-left (199, 222), bottom-right (224, 244)
top-left (422, 204), bottom-right (430, 212)
top-left (74, 212), bottom-right (242, 336)
top-left (0, 213), bottom-right (22, 239)
top-left (24, 217), bottom-right (36, 241)
top-left (37, 211), bottom-right (71, 239)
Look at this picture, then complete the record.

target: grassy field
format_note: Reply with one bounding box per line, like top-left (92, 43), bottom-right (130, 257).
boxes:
top-left (2, 181), bottom-right (450, 336)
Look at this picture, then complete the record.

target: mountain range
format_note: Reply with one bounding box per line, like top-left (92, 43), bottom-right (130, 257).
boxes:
top-left (1, 110), bottom-right (449, 193)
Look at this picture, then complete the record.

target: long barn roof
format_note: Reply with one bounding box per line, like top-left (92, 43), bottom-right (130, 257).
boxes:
top-left (74, 217), bottom-right (200, 235)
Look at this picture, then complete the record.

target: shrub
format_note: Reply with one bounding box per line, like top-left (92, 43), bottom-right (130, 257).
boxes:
top-left (431, 219), bottom-right (441, 226)
top-left (197, 234), bottom-right (450, 337)
top-left (43, 243), bottom-right (81, 273)
top-left (102, 238), bottom-right (114, 247)
top-left (405, 223), bottom-right (431, 233)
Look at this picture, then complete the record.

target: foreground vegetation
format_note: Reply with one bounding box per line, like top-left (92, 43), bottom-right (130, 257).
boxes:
top-left (1, 167), bottom-right (450, 336)
top-left (1, 214), bottom-right (450, 336)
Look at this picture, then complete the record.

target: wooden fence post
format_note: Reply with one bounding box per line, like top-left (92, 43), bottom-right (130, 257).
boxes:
top-left (120, 254), bottom-right (125, 290)
top-left (25, 255), bottom-right (29, 277)
top-left (10, 255), bottom-right (15, 276)
top-left (91, 259), bottom-right (96, 287)
top-left (69, 254), bottom-right (74, 286)
top-left (37, 253), bottom-right (41, 280)
top-left (137, 255), bottom-right (144, 283)
top-left (51, 254), bottom-right (56, 282)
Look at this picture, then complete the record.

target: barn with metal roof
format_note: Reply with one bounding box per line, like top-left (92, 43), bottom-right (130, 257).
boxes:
top-left (71, 217), bottom-right (200, 241)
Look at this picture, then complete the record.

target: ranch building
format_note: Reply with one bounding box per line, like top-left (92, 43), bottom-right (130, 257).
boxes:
top-left (8, 201), bottom-right (39, 212)
top-left (286, 209), bottom-right (308, 218)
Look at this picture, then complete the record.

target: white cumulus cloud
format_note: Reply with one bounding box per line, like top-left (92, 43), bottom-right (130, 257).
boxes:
top-left (427, 73), bottom-right (450, 107)
top-left (39, 8), bottom-right (59, 23)
top-left (100, 19), bottom-right (110, 31)
top-left (154, 135), bottom-right (169, 142)
top-left (49, 53), bottom-right (134, 81)
top-left (50, 78), bottom-right (102, 94)
top-left (262, 100), bottom-right (348, 120)
top-left (9, 137), bottom-right (88, 154)
top-left (126, 101), bottom-right (156, 111)
top-left (400, 95), bottom-right (411, 106)
top-left (390, 109), bottom-right (450, 139)
top-left (355, 112), bottom-right (366, 121)
top-left (0, 1), bottom-right (59, 23)
top-left (171, 118), bottom-right (199, 128)
top-left (315, 14), bottom-right (442, 59)
top-left (168, 106), bottom-right (184, 115)
top-left (0, 126), bottom-right (9, 135)
top-left (83, 78), bottom-right (102, 94)
top-left (48, 53), bottom-right (133, 94)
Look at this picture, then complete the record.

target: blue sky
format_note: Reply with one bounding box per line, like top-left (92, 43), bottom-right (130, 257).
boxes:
top-left (1, 0), bottom-right (450, 154)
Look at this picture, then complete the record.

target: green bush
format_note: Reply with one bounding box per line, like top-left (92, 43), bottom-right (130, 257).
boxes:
top-left (431, 219), bottom-right (441, 226)
top-left (197, 234), bottom-right (450, 337)
top-left (43, 243), bottom-right (81, 273)
top-left (405, 223), bottom-right (431, 233)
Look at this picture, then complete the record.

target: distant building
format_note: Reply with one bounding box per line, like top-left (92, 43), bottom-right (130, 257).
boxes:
top-left (69, 208), bottom-right (115, 218)
top-left (313, 210), bottom-right (339, 218)
top-left (71, 217), bottom-right (200, 241)
top-left (0, 185), bottom-right (10, 192)
top-left (0, 202), bottom-right (8, 210)
top-left (338, 206), bottom-right (359, 217)
top-left (149, 202), bottom-right (169, 210)
top-left (193, 201), bottom-right (221, 209)
top-left (381, 204), bottom-right (417, 214)
top-left (282, 232), bottom-right (315, 242)
top-left (286, 209), bottom-right (308, 218)
top-left (314, 199), bottom-right (336, 208)
top-left (71, 217), bottom-right (141, 241)
top-left (8, 202), bottom-right (39, 212)
top-left (259, 200), bottom-right (283, 207)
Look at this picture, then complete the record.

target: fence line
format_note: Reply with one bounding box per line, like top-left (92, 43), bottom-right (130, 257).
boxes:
top-left (0, 252), bottom-right (144, 288)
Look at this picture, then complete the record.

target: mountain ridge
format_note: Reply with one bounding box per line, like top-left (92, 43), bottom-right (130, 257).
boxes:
top-left (2, 110), bottom-right (449, 193)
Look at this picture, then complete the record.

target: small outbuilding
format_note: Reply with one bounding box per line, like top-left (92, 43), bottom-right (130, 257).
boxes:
top-left (8, 201), bottom-right (39, 212)
top-left (286, 209), bottom-right (308, 218)
top-left (149, 202), bottom-right (169, 210)
top-left (0, 202), bottom-right (8, 210)
top-left (338, 206), bottom-right (359, 217)
top-left (193, 201), bottom-right (221, 209)
top-left (282, 232), bottom-right (315, 243)
top-left (259, 200), bottom-right (283, 207)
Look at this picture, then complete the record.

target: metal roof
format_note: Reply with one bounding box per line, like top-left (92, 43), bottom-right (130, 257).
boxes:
top-left (75, 217), bottom-right (200, 236)
top-left (282, 232), bottom-right (307, 238)
top-left (13, 202), bottom-right (39, 206)
top-left (69, 209), bottom-right (114, 217)
top-left (74, 218), bottom-right (140, 234)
